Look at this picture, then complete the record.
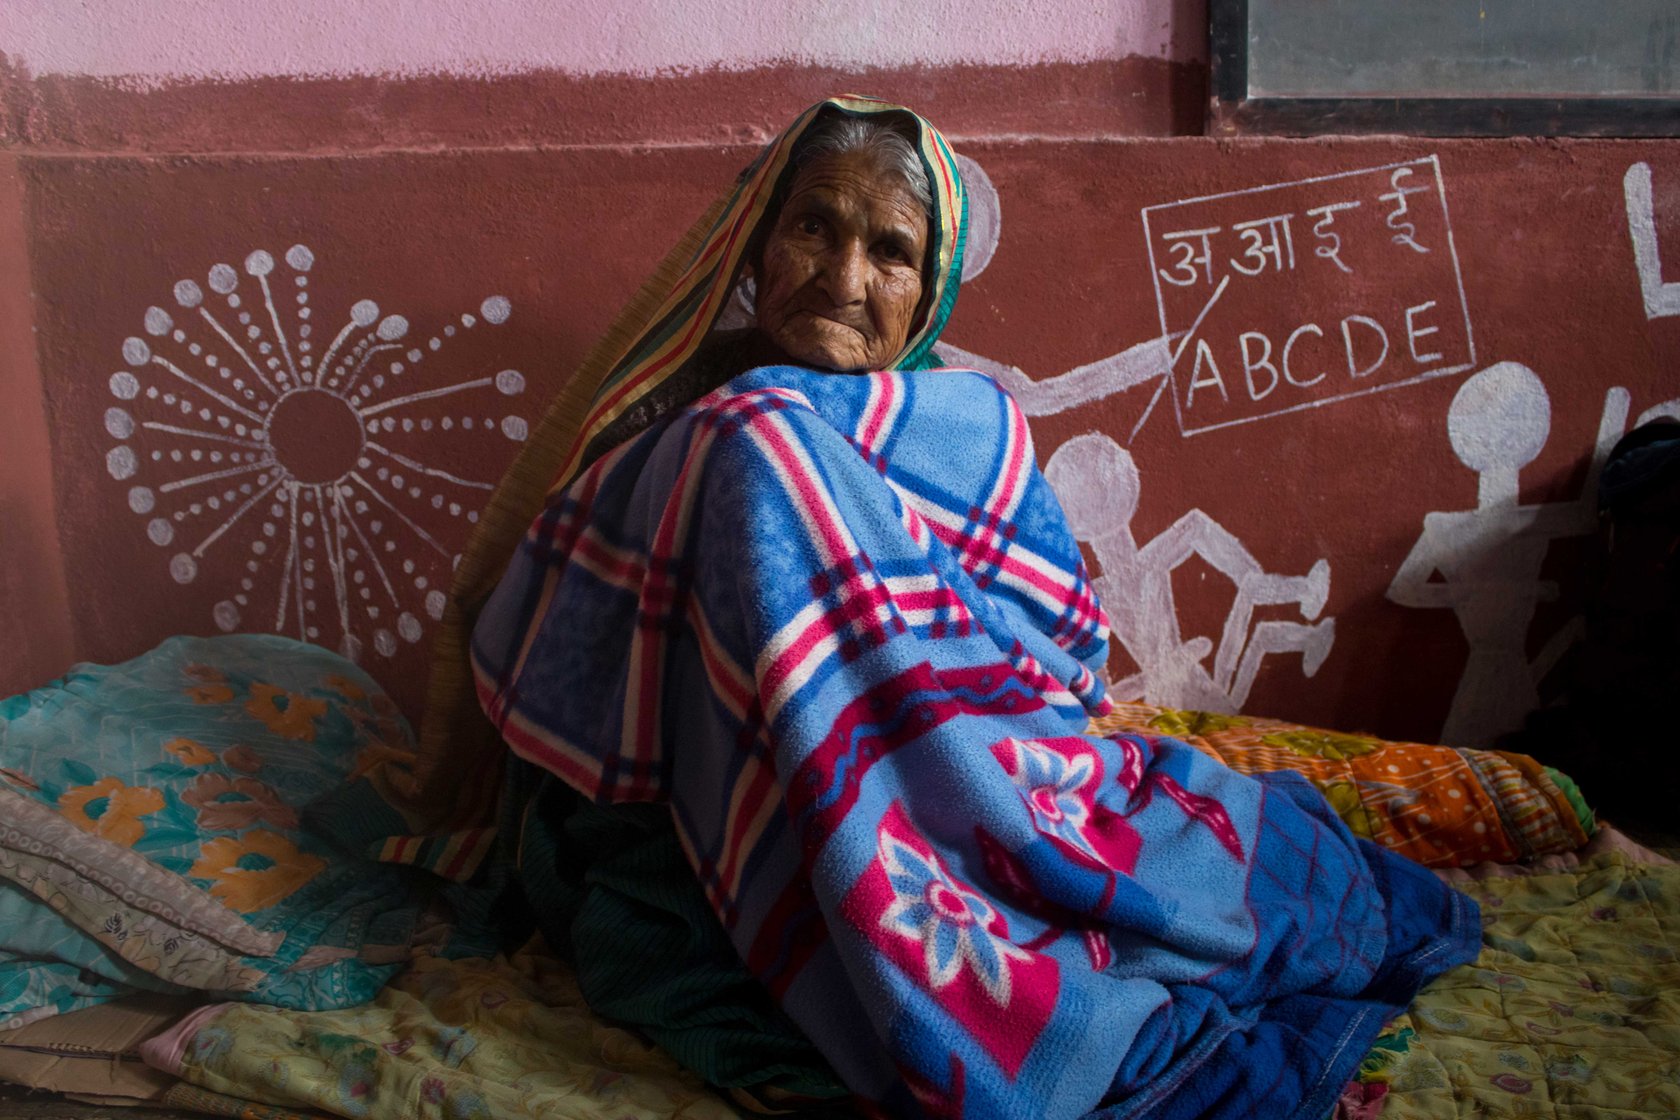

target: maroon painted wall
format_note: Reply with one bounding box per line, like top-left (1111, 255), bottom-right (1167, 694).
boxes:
top-left (2, 63), bottom-right (1676, 751)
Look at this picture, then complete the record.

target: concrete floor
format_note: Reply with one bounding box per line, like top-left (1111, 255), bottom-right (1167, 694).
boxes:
top-left (0, 1084), bottom-right (200, 1119)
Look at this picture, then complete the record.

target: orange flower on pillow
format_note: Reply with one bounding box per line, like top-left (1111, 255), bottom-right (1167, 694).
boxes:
top-left (186, 682), bottom-right (235, 705)
top-left (221, 745), bottom-right (264, 773)
top-left (245, 684), bottom-right (327, 741)
top-left (190, 830), bottom-right (326, 913)
top-left (324, 674), bottom-right (366, 702)
top-left (349, 741), bottom-right (417, 782)
top-left (182, 773), bottom-right (298, 831)
top-left (164, 738), bottom-right (216, 766)
top-left (59, 777), bottom-right (164, 848)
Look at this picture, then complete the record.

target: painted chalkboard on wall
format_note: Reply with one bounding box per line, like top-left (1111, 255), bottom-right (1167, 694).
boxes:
top-left (1211, 0), bottom-right (1680, 136)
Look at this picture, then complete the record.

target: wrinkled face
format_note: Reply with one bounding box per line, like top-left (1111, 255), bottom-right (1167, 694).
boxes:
top-left (754, 149), bottom-right (929, 372)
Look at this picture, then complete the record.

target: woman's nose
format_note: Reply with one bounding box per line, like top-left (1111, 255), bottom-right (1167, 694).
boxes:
top-left (818, 241), bottom-right (869, 306)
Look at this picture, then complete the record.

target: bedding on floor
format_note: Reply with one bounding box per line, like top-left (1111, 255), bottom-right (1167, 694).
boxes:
top-left (139, 941), bottom-right (742, 1120)
top-left (0, 633), bottom-right (1666, 1119)
top-left (125, 842), bottom-right (1680, 1120)
top-left (0, 511), bottom-right (1639, 1120)
top-left (1089, 704), bottom-right (1595, 869)
top-left (0, 634), bottom-right (441, 1032)
top-left (1354, 847), bottom-right (1680, 1118)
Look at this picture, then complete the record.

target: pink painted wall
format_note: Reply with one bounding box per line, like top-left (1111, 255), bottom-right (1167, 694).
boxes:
top-left (0, 0), bottom-right (1203, 80)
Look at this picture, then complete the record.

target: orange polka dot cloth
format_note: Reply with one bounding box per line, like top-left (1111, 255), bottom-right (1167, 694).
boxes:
top-left (1089, 704), bottom-right (1594, 869)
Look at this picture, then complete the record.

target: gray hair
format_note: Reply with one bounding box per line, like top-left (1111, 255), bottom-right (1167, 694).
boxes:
top-left (793, 114), bottom-right (934, 216)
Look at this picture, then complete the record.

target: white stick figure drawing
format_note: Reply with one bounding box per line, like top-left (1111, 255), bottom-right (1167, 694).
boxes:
top-left (1045, 432), bottom-right (1334, 713)
top-left (945, 156), bottom-right (1332, 707)
top-left (1386, 363), bottom-right (1632, 746)
top-left (1624, 161), bottom-right (1680, 321)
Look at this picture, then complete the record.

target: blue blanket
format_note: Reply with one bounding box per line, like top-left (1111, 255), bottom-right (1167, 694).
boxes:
top-left (472, 367), bottom-right (1479, 1119)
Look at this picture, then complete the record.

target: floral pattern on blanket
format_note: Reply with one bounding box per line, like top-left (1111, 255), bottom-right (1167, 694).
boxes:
top-left (0, 635), bottom-right (436, 1029)
top-left (148, 857), bottom-right (1680, 1120)
top-left (1091, 703), bottom-right (1594, 868)
top-left (144, 948), bottom-right (741, 1120)
top-left (1354, 851), bottom-right (1680, 1117)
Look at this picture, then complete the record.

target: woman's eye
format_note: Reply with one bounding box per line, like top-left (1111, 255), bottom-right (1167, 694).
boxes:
top-left (878, 242), bottom-right (909, 263)
top-left (797, 217), bottom-right (824, 236)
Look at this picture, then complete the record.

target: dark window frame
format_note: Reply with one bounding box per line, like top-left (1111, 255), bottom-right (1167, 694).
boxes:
top-left (1209, 0), bottom-right (1680, 138)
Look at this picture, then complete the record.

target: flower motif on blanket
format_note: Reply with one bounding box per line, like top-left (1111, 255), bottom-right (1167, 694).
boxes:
top-left (164, 738), bottom-right (217, 766)
top-left (58, 777), bottom-right (164, 848)
top-left (244, 683), bottom-right (327, 741)
top-left (182, 774), bottom-right (299, 831)
top-left (0, 634), bottom-right (440, 1025)
top-left (190, 830), bottom-right (326, 913)
top-left (879, 825), bottom-right (1027, 1001)
top-left (990, 736), bottom-right (1140, 873)
top-left (847, 805), bottom-right (1058, 1079)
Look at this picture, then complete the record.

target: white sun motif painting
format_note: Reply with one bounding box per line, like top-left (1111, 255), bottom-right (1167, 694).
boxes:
top-left (102, 244), bottom-right (528, 663)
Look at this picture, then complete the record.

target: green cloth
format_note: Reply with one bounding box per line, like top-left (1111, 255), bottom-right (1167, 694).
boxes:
top-left (513, 761), bottom-right (848, 1102)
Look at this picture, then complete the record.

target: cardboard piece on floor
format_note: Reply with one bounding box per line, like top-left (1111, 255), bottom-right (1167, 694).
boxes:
top-left (0, 994), bottom-right (198, 1102)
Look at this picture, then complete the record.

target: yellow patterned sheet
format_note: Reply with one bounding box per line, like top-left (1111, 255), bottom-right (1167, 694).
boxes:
top-left (1090, 703), bottom-right (1593, 869)
top-left (141, 945), bottom-right (741, 1120)
top-left (1360, 850), bottom-right (1680, 1118)
top-left (140, 850), bottom-right (1680, 1120)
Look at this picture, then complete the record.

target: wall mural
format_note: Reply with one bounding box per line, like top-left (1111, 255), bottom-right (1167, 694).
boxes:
top-left (101, 244), bottom-right (528, 664)
top-left (1387, 367), bottom-right (1629, 746)
top-left (939, 155), bottom-right (1338, 713)
top-left (1379, 161), bottom-right (1680, 745)
top-left (1139, 156), bottom-right (1475, 439)
top-left (50, 149), bottom-right (1669, 743)
top-left (950, 152), bottom-right (1678, 741)
top-left (1045, 432), bottom-right (1333, 713)
top-left (1626, 161), bottom-right (1680, 322)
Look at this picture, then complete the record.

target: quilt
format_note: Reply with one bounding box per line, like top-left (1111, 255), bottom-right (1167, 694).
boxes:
top-left (0, 635), bottom-right (437, 1030)
top-left (1090, 704), bottom-right (1594, 869)
top-left (139, 945), bottom-right (740, 1120)
top-left (470, 367), bottom-right (1481, 1120)
top-left (139, 845), bottom-right (1680, 1120)
top-left (1357, 847), bottom-right (1680, 1117)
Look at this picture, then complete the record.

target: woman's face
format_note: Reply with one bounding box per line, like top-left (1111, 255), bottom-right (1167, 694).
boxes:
top-left (754, 149), bottom-right (929, 372)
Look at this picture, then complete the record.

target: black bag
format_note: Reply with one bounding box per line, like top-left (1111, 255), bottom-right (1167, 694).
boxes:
top-left (1516, 417), bottom-right (1680, 827)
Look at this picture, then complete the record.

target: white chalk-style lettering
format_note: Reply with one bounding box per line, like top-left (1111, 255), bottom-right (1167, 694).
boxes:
top-left (1306, 201), bottom-right (1362, 274)
top-left (1158, 226), bottom-right (1222, 287)
top-left (1228, 213), bottom-right (1297, 277)
top-left (1381, 167), bottom-right (1432, 255)
top-left (1406, 300), bottom-right (1444, 365)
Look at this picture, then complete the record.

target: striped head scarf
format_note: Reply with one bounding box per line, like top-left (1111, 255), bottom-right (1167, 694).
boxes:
top-left (390, 98), bottom-right (969, 878)
top-left (560, 94), bottom-right (970, 485)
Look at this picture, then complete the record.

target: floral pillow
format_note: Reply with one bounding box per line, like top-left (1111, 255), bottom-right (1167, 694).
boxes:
top-left (0, 634), bottom-right (436, 1027)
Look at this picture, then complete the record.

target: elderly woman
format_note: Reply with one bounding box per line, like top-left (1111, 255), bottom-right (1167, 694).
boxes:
top-left (443, 99), bottom-right (1476, 1120)
top-left (572, 106), bottom-right (954, 468)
